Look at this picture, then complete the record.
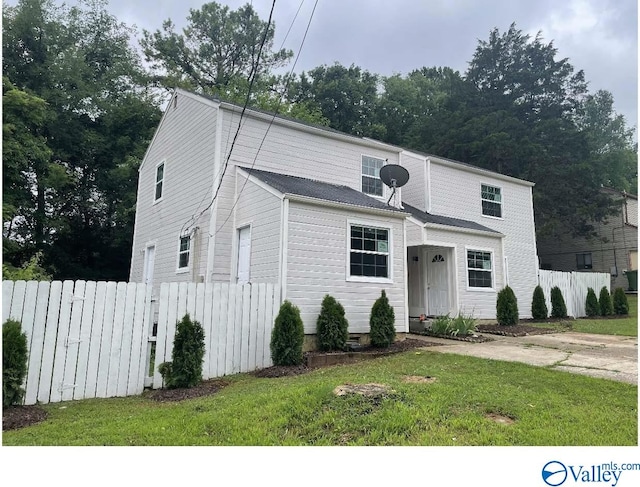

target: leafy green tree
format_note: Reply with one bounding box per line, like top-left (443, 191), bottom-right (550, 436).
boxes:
top-left (316, 295), bottom-right (349, 351)
top-left (369, 290), bottom-right (396, 347)
top-left (598, 287), bottom-right (613, 316)
top-left (270, 301), bottom-right (304, 366)
top-left (585, 288), bottom-right (600, 317)
top-left (3, 320), bottom-right (29, 408)
top-left (531, 285), bottom-right (548, 320)
top-left (497, 286), bottom-right (519, 325)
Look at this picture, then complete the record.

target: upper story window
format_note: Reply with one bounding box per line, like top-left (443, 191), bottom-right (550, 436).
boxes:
top-left (362, 155), bottom-right (384, 197)
top-left (155, 162), bottom-right (165, 202)
top-left (178, 235), bottom-right (190, 270)
top-left (576, 252), bottom-right (592, 270)
top-left (481, 184), bottom-right (502, 218)
top-left (349, 224), bottom-right (390, 279)
top-left (467, 249), bottom-right (493, 288)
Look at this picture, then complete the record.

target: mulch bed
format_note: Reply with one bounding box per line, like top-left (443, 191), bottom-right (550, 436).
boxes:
top-left (421, 332), bottom-right (494, 343)
top-left (3, 405), bottom-right (48, 431)
top-left (143, 379), bottom-right (229, 402)
top-left (476, 324), bottom-right (559, 337)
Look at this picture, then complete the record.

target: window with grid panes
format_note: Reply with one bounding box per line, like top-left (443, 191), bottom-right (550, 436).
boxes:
top-left (350, 225), bottom-right (389, 278)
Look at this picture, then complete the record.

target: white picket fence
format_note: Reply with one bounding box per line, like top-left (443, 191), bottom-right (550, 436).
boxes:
top-left (2, 280), bottom-right (280, 404)
top-left (538, 270), bottom-right (610, 317)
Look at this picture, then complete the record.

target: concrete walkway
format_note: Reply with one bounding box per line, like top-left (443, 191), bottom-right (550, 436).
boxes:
top-left (409, 332), bottom-right (638, 385)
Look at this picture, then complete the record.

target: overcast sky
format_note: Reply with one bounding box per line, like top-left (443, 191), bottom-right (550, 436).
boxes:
top-left (10, 0), bottom-right (639, 134)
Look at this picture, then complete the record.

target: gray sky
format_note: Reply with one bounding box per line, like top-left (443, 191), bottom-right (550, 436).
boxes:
top-left (11, 0), bottom-right (640, 133)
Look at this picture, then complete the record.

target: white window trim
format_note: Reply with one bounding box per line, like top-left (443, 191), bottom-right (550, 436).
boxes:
top-left (346, 218), bottom-right (393, 284)
top-left (480, 182), bottom-right (503, 220)
top-left (361, 154), bottom-right (387, 200)
top-left (465, 245), bottom-right (495, 292)
top-left (176, 234), bottom-right (191, 273)
top-left (153, 160), bottom-right (166, 204)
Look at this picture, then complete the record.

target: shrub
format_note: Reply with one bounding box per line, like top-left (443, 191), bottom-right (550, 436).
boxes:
top-left (531, 285), bottom-right (548, 320)
top-left (598, 287), bottom-right (613, 316)
top-left (585, 288), bottom-right (600, 317)
top-left (612, 287), bottom-right (629, 315)
top-left (451, 312), bottom-right (477, 336)
top-left (430, 315), bottom-right (452, 335)
top-left (160, 313), bottom-right (205, 389)
top-left (369, 290), bottom-right (396, 347)
top-left (496, 286), bottom-right (519, 326)
top-left (550, 286), bottom-right (567, 318)
top-left (316, 295), bottom-right (349, 351)
top-left (3, 319), bottom-right (28, 408)
top-left (271, 300), bottom-right (304, 365)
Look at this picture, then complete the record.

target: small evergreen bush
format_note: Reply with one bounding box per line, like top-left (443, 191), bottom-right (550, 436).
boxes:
top-left (550, 286), bottom-right (567, 318)
top-left (369, 290), bottom-right (396, 347)
top-left (612, 287), bottom-right (629, 315)
top-left (598, 287), bottom-right (613, 316)
top-left (496, 286), bottom-right (519, 326)
top-left (531, 285), bottom-right (548, 320)
top-left (159, 313), bottom-right (205, 389)
top-left (316, 295), bottom-right (349, 351)
top-left (585, 288), bottom-right (600, 317)
top-left (3, 319), bottom-right (28, 408)
top-left (271, 300), bottom-right (304, 365)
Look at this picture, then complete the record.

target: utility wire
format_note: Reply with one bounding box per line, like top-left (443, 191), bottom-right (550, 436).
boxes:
top-left (212, 0), bottom-right (319, 237)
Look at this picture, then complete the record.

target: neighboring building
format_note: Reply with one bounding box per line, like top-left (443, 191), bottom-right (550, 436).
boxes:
top-left (537, 189), bottom-right (638, 290)
top-left (129, 89), bottom-right (539, 339)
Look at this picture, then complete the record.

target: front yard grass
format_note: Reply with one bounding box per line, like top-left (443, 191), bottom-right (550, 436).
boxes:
top-left (3, 351), bottom-right (637, 446)
top-left (532, 295), bottom-right (637, 337)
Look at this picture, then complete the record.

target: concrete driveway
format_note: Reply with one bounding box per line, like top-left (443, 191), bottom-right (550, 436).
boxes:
top-left (409, 332), bottom-right (638, 385)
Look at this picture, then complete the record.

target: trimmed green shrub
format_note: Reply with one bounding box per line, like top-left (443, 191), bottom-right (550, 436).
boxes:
top-left (531, 285), bottom-right (548, 320)
top-left (599, 287), bottom-right (613, 316)
top-left (585, 288), bottom-right (600, 317)
top-left (316, 295), bottom-right (349, 351)
top-left (550, 286), bottom-right (567, 318)
top-left (271, 300), bottom-right (304, 365)
top-left (430, 315), bottom-right (452, 335)
top-left (612, 287), bottom-right (629, 315)
top-left (496, 286), bottom-right (519, 326)
top-left (159, 313), bottom-right (205, 389)
top-left (369, 290), bottom-right (396, 347)
top-left (3, 319), bottom-right (28, 408)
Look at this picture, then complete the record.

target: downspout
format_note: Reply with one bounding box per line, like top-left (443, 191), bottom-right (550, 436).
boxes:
top-left (206, 106), bottom-right (224, 282)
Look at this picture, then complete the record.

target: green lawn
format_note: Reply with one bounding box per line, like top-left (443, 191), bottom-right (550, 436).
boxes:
top-left (4, 351), bottom-right (637, 446)
top-left (533, 295), bottom-right (638, 336)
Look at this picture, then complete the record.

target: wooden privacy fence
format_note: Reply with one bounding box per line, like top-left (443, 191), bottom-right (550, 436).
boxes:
top-left (2, 280), bottom-right (280, 405)
top-left (150, 282), bottom-right (280, 389)
top-left (538, 270), bottom-right (610, 317)
top-left (2, 280), bottom-right (152, 405)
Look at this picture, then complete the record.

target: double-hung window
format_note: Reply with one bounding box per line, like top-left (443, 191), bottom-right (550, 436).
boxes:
top-left (467, 249), bottom-right (493, 288)
top-left (349, 225), bottom-right (390, 279)
top-left (178, 235), bottom-right (190, 270)
top-left (155, 162), bottom-right (165, 202)
top-left (362, 155), bottom-right (384, 197)
top-left (481, 184), bottom-right (502, 218)
top-left (576, 252), bottom-right (592, 270)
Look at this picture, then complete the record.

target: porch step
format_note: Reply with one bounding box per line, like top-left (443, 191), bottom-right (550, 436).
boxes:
top-left (409, 317), bottom-right (433, 333)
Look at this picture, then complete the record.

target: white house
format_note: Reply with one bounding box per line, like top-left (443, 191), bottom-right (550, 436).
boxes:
top-left (129, 88), bottom-right (539, 339)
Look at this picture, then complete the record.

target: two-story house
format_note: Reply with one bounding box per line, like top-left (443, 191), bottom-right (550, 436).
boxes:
top-left (537, 189), bottom-right (638, 290)
top-left (129, 89), bottom-right (539, 339)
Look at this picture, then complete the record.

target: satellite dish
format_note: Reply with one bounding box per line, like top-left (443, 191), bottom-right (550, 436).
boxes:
top-left (380, 164), bottom-right (410, 189)
top-left (379, 164), bottom-right (410, 205)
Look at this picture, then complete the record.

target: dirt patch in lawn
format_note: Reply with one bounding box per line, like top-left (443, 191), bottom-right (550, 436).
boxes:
top-left (485, 412), bottom-right (515, 425)
top-left (402, 375), bottom-right (437, 384)
top-left (3, 405), bottom-right (48, 431)
top-left (476, 324), bottom-right (558, 337)
top-left (421, 332), bottom-right (494, 343)
top-left (144, 379), bottom-right (229, 402)
top-left (255, 338), bottom-right (438, 378)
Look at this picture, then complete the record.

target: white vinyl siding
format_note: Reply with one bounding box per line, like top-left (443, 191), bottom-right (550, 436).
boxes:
top-left (427, 160), bottom-right (537, 317)
top-left (286, 201), bottom-right (406, 334)
top-left (399, 152), bottom-right (428, 211)
top-left (129, 93), bottom-right (217, 288)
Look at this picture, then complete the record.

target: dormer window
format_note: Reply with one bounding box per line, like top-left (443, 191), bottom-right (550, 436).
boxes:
top-left (362, 155), bottom-right (384, 197)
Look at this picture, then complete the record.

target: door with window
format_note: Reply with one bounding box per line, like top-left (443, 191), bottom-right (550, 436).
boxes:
top-left (143, 245), bottom-right (155, 286)
top-left (427, 251), bottom-right (449, 316)
top-left (236, 227), bottom-right (251, 284)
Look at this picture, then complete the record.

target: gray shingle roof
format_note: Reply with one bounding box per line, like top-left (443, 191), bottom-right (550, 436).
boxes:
top-left (402, 202), bottom-right (501, 234)
top-left (244, 168), bottom-right (407, 215)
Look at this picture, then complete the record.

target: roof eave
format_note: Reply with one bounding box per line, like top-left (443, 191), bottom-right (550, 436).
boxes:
top-left (424, 221), bottom-right (504, 238)
top-left (285, 193), bottom-right (409, 218)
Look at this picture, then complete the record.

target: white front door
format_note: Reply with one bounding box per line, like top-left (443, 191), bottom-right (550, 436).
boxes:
top-left (143, 245), bottom-right (155, 286)
top-left (427, 251), bottom-right (449, 316)
top-left (236, 226), bottom-right (251, 284)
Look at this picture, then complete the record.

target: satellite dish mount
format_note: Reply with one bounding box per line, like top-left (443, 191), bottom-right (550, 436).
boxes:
top-left (379, 164), bottom-right (410, 205)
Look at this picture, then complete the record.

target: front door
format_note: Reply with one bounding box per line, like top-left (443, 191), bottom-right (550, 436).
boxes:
top-left (427, 251), bottom-right (449, 316)
top-left (236, 226), bottom-right (251, 284)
